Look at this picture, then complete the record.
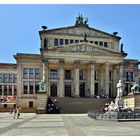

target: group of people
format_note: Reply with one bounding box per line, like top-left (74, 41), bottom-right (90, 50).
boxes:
top-left (12, 107), bottom-right (21, 119)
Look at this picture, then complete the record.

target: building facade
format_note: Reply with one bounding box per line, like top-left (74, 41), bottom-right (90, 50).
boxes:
top-left (0, 16), bottom-right (140, 111)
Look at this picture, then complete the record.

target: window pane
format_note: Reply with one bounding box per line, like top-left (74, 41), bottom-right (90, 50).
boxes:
top-left (65, 39), bottom-right (69, 45)
top-left (95, 71), bottom-right (99, 81)
top-left (0, 74), bottom-right (2, 83)
top-left (9, 85), bottom-right (12, 95)
top-left (29, 81), bottom-right (34, 94)
top-left (75, 40), bottom-right (79, 43)
top-left (99, 42), bottom-right (103, 46)
top-left (60, 39), bottom-right (63, 45)
top-left (29, 101), bottom-right (33, 108)
top-left (80, 40), bottom-right (83, 42)
top-left (54, 38), bottom-right (58, 46)
top-left (65, 70), bottom-right (71, 80)
top-left (29, 68), bottom-right (34, 79)
top-left (0, 85), bottom-right (2, 95)
top-left (4, 85), bottom-right (7, 95)
top-left (35, 68), bottom-right (39, 79)
top-left (14, 85), bottom-right (17, 95)
top-left (70, 40), bottom-right (73, 44)
top-left (9, 74), bottom-right (13, 83)
top-left (79, 70), bottom-right (84, 80)
top-left (23, 81), bottom-right (28, 94)
top-left (3, 74), bottom-right (7, 83)
top-left (95, 41), bottom-right (98, 45)
top-left (14, 74), bottom-right (17, 83)
top-left (23, 68), bottom-right (28, 78)
top-left (35, 82), bottom-right (39, 93)
top-left (90, 41), bottom-right (93, 43)
top-left (104, 42), bottom-right (108, 47)
top-left (50, 70), bottom-right (58, 79)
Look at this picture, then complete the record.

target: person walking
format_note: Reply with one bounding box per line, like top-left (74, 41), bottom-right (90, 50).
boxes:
top-left (13, 107), bottom-right (17, 119)
top-left (17, 108), bottom-right (20, 119)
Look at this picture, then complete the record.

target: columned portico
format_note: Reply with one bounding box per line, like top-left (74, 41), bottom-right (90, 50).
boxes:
top-left (90, 62), bottom-right (95, 97)
top-left (59, 59), bottom-right (64, 97)
top-left (74, 60), bottom-right (80, 97)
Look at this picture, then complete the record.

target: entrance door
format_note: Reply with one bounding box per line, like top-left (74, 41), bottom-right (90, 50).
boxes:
top-left (80, 83), bottom-right (85, 97)
top-left (50, 82), bottom-right (57, 97)
top-left (95, 83), bottom-right (98, 96)
top-left (65, 83), bottom-right (71, 97)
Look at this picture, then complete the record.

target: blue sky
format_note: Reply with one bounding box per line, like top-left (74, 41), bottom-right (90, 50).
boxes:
top-left (0, 4), bottom-right (140, 63)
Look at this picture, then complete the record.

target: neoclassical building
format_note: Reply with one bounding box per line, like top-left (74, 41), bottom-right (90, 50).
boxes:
top-left (0, 15), bottom-right (140, 111)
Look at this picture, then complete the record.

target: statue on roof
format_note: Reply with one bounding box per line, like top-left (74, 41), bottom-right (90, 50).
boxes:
top-left (75, 14), bottom-right (88, 26)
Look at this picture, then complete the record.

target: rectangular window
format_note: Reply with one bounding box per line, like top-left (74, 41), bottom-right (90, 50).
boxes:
top-left (75, 40), bottom-right (79, 43)
top-left (90, 41), bottom-right (93, 43)
top-left (65, 39), bottom-right (69, 45)
top-left (60, 39), bottom-right (63, 45)
top-left (3, 74), bottom-right (7, 83)
top-left (14, 85), bottom-right (17, 95)
top-left (29, 101), bottom-right (33, 108)
top-left (9, 85), bottom-right (12, 95)
top-left (109, 71), bottom-right (112, 81)
top-left (65, 70), bottom-right (71, 80)
top-left (35, 82), bottom-right (39, 93)
top-left (70, 40), bottom-right (74, 44)
top-left (95, 71), bottom-right (99, 81)
top-left (23, 68), bottom-right (28, 78)
top-left (99, 42), bottom-right (103, 46)
top-left (0, 85), bottom-right (2, 95)
top-left (139, 78), bottom-right (140, 85)
top-left (0, 74), bottom-right (2, 83)
top-left (95, 41), bottom-right (98, 45)
top-left (123, 72), bottom-right (133, 81)
top-left (4, 85), bottom-right (7, 95)
top-left (104, 42), bottom-right (108, 47)
top-left (123, 72), bottom-right (128, 81)
top-left (35, 68), bottom-right (39, 79)
top-left (80, 40), bottom-right (83, 42)
top-left (50, 70), bottom-right (58, 79)
top-left (9, 74), bottom-right (13, 83)
top-left (128, 72), bottom-right (133, 81)
top-left (29, 81), bottom-right (34, 94)
top-left (29, 68), bottom-right (34, 79)
top-left (14, 74), bottom-right (17, 83)
top-left (54, 38), bottom-right (58, 46)
top-left (23, 81), bottom-right (28, 94)
top-left (79, 70), bottom-right (84, 80)
top-left (4, 104), bottom-right (7, 108)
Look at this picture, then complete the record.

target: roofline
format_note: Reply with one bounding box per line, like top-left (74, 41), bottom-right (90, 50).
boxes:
top-left (39, 25), bottom-right (121, 40)
top-left (0, 63), bottom-right (16, 66)
top-left (13, 53), bottom-right (41, 60)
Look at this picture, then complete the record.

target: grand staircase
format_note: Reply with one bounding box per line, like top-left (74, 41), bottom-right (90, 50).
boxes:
top-left (51, 97), bottom-right (113, 114)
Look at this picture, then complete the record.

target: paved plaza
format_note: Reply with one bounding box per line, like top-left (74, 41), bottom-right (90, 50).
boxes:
top-left (0, 113), bottom-right (140, 136)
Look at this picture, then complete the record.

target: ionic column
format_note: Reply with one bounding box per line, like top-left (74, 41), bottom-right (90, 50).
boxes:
top-left (59, 59), bottom-right (64, 97)
top-left (113, 65), bottom-right (117, 97)
top-left (105, 62), bottom-right (109, 96)
top-left (75, 60), bottom-right (80, 97)
top-left (90, 63), bottom-right (95, 97)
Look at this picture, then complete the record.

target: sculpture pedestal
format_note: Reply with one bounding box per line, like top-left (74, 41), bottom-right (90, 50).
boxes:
top-left (36, 92), bottom-right (48, 114)
top-left (122, 93), bottom-right (140, 112)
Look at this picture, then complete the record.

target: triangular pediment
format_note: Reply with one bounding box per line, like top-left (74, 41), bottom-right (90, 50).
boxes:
top-left (49, 42), bottom-right (121, 56)
top-left (44, 26), bottom-right (120, 39)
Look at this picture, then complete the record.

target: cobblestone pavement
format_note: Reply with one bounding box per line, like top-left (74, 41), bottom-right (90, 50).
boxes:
top-left (0, 113), bottom-right (140, 136)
